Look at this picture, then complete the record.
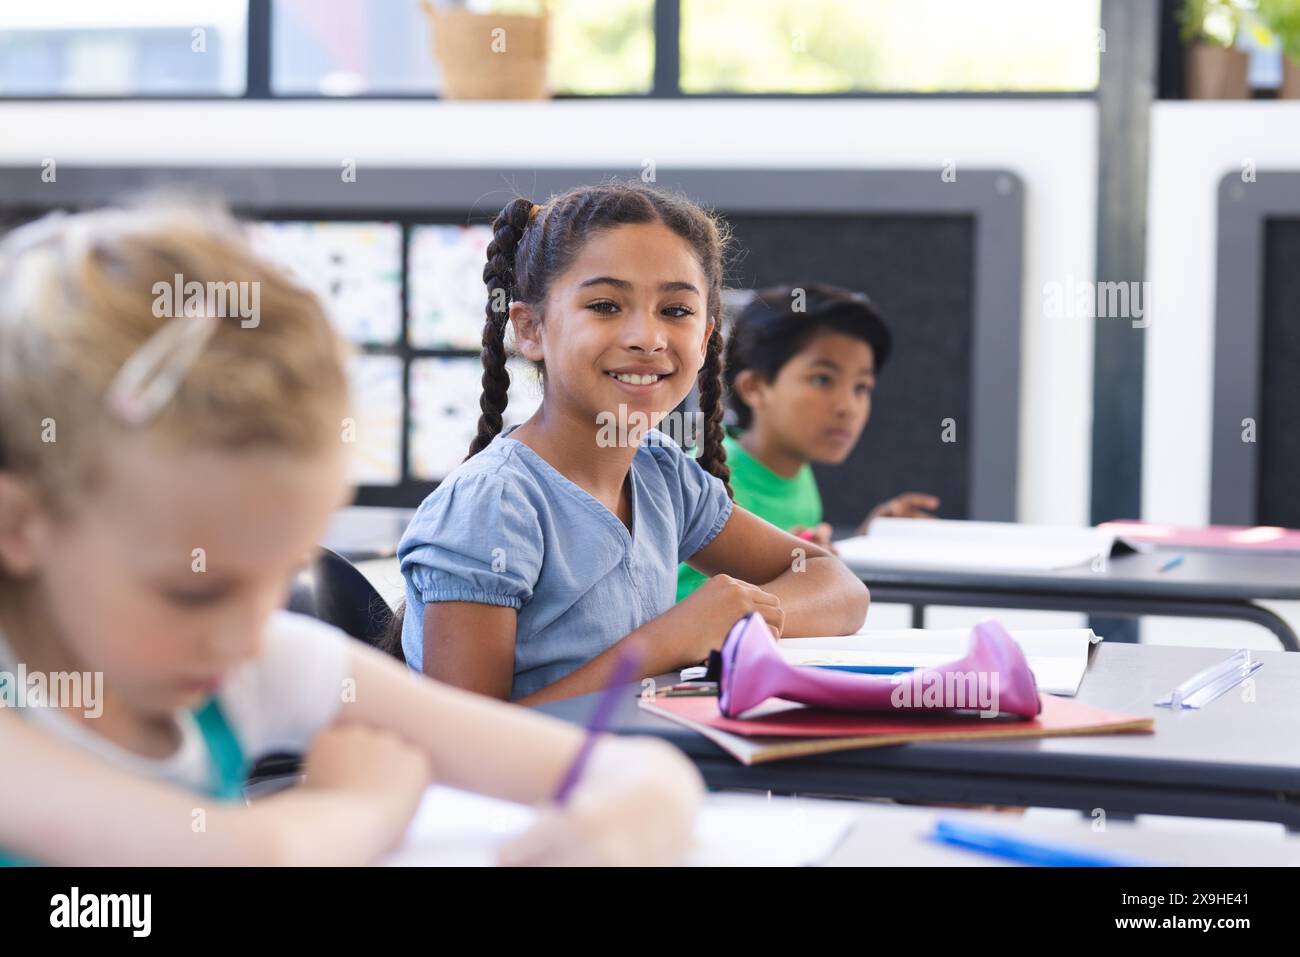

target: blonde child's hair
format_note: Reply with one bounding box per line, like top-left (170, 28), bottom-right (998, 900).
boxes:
top-left (0, 198), bottom-right (352, 511)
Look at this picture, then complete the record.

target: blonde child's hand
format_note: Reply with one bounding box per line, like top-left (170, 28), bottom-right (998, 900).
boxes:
top-left (674, 573), bottom-right (784, 658)
top-left (498, 737), bottom-right (703, 866)
top-left (790, 522), bottom-right (836, 553)
top-left (270, 723), bottom-right (434, 865)
top-left (302, 723), bottom-right (433, 803)
top-left (859, 492), bottom-right (940, 533)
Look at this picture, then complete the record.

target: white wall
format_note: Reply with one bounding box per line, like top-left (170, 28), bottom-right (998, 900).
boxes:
top-left (1143, 101), bottom-right (1300, 650)
top-left (0, 99), bottom-right (1099, 538)
top-left (1145, 101), bottom-right (1300, 525)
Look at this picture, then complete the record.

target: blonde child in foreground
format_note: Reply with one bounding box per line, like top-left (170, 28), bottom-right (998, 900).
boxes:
top-left (0, 203), bottom-right (700, 866)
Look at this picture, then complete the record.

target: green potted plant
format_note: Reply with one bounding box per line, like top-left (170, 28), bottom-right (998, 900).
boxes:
top-left (421, 0), bottom-right (550, 100)
top-left (1180, 0), bottom-right (1252, 98)
top-left (1258, 0), bottom-right (1300, 97)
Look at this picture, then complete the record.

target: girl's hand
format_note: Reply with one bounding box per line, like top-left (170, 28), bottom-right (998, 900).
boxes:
top-left (859, 492), bottom-right (940, 533)
top-left (790, 522), bottom-right (836, 553)
top-left (499, 737), bottom-right (703, 866)
top-left (672, 573), bottom-right (784, 660)
top-left (303, 723), bottom-right (433, 804)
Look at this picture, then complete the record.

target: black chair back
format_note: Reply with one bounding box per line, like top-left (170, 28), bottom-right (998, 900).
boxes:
top-left (286, 547), bottom-right (392, 649)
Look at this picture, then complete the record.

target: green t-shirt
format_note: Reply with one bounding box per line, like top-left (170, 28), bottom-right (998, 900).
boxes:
top-left (675, 429), bottom-right (823, 602)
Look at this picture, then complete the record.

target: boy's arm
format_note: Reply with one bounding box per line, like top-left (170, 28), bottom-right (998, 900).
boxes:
top-left (860, 492), bottom-right (941, 532)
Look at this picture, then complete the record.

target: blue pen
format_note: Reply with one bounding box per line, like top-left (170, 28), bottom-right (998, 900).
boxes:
top-left (1158, 554), bottom-right (1185, 573)
top-left (812, 665), bottom-right (916, 676)
top-left (931, 820), bottom-right (1153, 867)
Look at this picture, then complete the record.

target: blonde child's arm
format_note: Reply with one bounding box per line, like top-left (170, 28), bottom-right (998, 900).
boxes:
top-left (344, 637), bottom-right (581, 798)
top-left (2, 648), bottom-right (702, 867)
top-left (340, 644), bottom-right (703, 864)
top-left (343, 643), bottom-right (683, 802)
top-left (0, 709), bottom-right (430, 867)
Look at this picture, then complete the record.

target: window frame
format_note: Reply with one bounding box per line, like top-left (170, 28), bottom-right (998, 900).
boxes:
top-left (0, 0), bottom-right (1108, 101)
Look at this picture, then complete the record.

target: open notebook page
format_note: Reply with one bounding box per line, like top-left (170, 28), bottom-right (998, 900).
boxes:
top-left (835, 518), bottom-right (1148, 572)
top-left (383, 787), bottom-right (857, 867)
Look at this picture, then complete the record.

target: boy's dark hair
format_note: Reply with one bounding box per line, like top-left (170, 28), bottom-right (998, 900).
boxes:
top-left (723, 282), bottom-right (892, 431)
top-left (469, 183), bottom-right (734, 498)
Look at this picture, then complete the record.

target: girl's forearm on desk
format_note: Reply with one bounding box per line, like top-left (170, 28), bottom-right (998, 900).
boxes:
top-left (762, 555), bottom-right (870, 636)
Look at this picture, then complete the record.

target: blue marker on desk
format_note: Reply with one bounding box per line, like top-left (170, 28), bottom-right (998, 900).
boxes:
top-left (1157, 554), bottom-right (1185, 573)
top-left (813, 665), bottom-right (916, 676)
top-left (931, 820), bottom-right (1155, 867)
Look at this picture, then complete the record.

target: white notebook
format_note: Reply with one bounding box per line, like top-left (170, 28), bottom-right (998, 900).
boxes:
top-left (779, 627), bottom-right (1102, 696)
top-left (383, 787), bottom-right (857, 867)
top-left (834, 518), bottom-right (1149, 573)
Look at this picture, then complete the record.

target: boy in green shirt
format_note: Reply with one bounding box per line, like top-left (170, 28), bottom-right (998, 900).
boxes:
top-left (678, 282), bottom-right (938, 601)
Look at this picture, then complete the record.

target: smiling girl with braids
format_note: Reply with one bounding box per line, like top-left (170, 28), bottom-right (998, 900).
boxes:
top-left (397, 184), bottom-right (870, 703)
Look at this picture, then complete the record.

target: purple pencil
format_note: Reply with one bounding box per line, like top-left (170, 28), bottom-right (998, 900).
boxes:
top-left (551, 647), bottom-right (643, 804)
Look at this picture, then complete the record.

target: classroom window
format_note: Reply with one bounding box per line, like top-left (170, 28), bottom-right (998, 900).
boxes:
top-left (272, 0), bottom-right (437, 95)
top-left (548, 0), bottom-right (654, 95)
top-left (0, 0), bottom-right (248, 96)
top-left (679, 0), bottom-right (1102, 93)
top-left (2, 0), bottom-right (1104, 99)
top-left (270, 0), bottom-right (654, 96)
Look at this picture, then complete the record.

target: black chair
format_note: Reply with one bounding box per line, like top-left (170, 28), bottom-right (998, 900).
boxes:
top-left (248, 547), bottom-right (398, 794)
top-left (286, 546), bottom-right (393, 649)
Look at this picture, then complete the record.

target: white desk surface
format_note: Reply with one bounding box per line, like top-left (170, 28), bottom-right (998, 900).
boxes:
top-left (382, 786), bottom-right (1300, 867)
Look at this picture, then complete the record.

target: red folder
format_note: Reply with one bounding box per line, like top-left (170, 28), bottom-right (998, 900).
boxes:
top-left (640, 692), bottom-right (1153, 765)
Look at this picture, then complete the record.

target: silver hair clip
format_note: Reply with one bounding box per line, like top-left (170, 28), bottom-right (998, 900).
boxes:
top-left (104, 310), bottom-right (221, 425)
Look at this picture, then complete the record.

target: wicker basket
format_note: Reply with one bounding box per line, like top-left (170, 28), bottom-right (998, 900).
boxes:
top-left (1281, 56), bottom-right (1300, 99)
top-left (422, 1), bottom-right (549, 100)
top-left (1184, 42), bottom-right (1250, 100)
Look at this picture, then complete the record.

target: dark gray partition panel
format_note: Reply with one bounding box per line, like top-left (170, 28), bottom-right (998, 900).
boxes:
top-left (1212, 171), bottom-right (1300, 525)
top-left (0, 165), bottom-right (1023, 519)
top-left (724, 214), bottom-right (976, 525)
top-left (1259, 218), bottom-right (1300, 528)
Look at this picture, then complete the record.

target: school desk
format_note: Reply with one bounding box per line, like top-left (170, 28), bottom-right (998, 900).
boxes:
top-left (382, 784), bottom-right (1300, 866)
top-left (820, 803), bottom-right (1300, 866)
top-left (839, 543), bottom-right (1300, 651)
top-left (535, 642), bottom-right (1300, 829)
